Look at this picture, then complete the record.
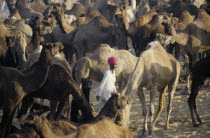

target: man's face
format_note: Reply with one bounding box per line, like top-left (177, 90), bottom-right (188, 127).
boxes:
top-left (110, 64), bottom-right (116, 70)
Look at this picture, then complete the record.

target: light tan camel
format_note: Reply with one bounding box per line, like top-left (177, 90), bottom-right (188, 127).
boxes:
top-left (21, 93), bottom-right (133, 138)
top-left (121, 40), bottom-right (180, 136)
top-left (73, 33), bottom-right (175, 90)
top-left (73, 44), bottom-right (138, 90)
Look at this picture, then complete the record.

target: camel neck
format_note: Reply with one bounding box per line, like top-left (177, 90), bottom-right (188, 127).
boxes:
top-left (123, 57), bottom-right (144, 96)
top-left (55, 12), bottom-right (77, 34)
top-left (18, 49), bottom-right (51, 93)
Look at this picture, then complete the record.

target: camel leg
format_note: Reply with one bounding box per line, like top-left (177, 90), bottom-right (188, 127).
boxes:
top-left (16, 97), bottom-right (34, 118)
top-left (188, 76), bottom-right (204, 127)
top-left (137, 87), bottom-right (149, 136)
top-left (55, 96), bottom-right (68, 120)
top-left (182, 53), bottom-right (191, 94)
top-left (152, 86), bottom-right (167, 127)
top-left (165, 84), bottom-right (177, 129)
top-left (49, 100), bottom-right (58, 121)
top-left (149, 86), bottom-right (157, 135)
top-left (0, 105), bottom-right (18, 137)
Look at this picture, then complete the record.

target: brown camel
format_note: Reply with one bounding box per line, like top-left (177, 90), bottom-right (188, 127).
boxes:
top-left (16, 39), bottom-right (93, 122)
top-left (168, 9), bottom-right (210, 93)
top-left (44, 4), bottom-right (127, 59)
top-left (20, 93), bottom-right (133, 138)
top-left (72, 44), bottom-right (138, 90)
top-left (121, 40), bottom-right (180, 136)
top-left (0, 42), bottom-right (63, 137)
top-left (115, 5), bottom-right (173, 56)
top-left (42, 4), bottom-right (101, 63)
top-left (166, 0), bottom-right (199, 18)
top-left (73, 32), bottom-right (175, 90)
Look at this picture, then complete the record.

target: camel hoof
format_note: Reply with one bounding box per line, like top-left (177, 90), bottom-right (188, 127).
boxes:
top-left (165, 125), bottom-right (170, 130)
top-left (193, 124), bottom-right (200, 127)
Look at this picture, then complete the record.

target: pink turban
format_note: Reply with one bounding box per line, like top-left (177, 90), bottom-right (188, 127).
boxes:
top-left (108, 57), bottom-right (118, 65)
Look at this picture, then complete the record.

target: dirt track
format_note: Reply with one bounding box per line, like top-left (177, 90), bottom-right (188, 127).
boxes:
top-left (90, 81), bottom-right (210, 138)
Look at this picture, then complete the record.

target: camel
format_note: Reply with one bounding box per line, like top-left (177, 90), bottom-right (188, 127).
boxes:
top-left (21, 93), bottom-right (133, 138)
top-left (16, 52), bottom-right (93, 122)
top-left (192, 0), bottom-right (206, 8)
top-left (121, 40), bottom-right (180, 136)
top-left (188, 55), bottom-right (210, 127)
top-left (166, 0), bottom-right (199, 18)
top-left (1, 36), bottom-right (18, 68)
top-left (136, 0), bottom-right (150, 17)
top-left (70, 77), bottom-right (92, 121)
top-left (168, 9), bottom-right (210, 93)
top-left (8, 35), bottom-right (78, 121)
top-left (72, 44), bottom-right (138, 90)
top-left (72, 32), bottom-right (175, 90)
top-left (115, 5), bottom-right (173, 56)
top-left (0, 42), bottom-right (64, 137)
top-left (0, 23), bottom-right (30, 66)
top-left (44, 4), bottom-right (127, 59)
top-left (42, 4), bottom-right (101, 63)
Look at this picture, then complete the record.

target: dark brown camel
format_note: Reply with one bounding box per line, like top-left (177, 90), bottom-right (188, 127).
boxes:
top-left (17, 49), bottom-right (94, 122)
top-left (10, 93), bottom-right (132, 138)
top-left (115, 5), bottom-right (173, 56)
top-left (0, 42), bottom-right (63, 138)
top-left (188, 55), bottom-right (210, 127)
top-left (70, 77), bottom-right (92, 122)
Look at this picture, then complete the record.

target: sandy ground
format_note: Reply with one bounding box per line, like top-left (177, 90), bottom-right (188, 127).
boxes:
top-left (89, 80), bottom-right (210, 138)
top-left (0, 74), bottom-right (210, 138)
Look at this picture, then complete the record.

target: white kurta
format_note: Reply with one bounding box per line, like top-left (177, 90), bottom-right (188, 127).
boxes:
top-left (98, 68), bottom-right (117, 112)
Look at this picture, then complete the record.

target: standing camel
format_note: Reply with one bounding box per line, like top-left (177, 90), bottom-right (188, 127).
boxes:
top-left (188, 55), bottom-right (210, 127)
top-left (0, 42), bottom-right (63, 137)
top-left (121, 40), bottom-right (180, 136)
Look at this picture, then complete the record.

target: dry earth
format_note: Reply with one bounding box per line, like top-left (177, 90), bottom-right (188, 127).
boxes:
top-left (90, 80), bottom-right (210, 138)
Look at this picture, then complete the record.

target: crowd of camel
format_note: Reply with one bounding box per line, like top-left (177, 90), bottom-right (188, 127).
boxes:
top-left (0, 0), bottom-right (210, 137)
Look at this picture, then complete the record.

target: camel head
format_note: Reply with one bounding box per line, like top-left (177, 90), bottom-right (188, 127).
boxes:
top-left (155, 33), bottom-right (175, 47)
top-left (13, 34), bottom-right (27, 54)
top-left (100, 93), bottom-right (132, 118)
top-left (81, 77), bottom-right (92, 89)
top-left (23, 114), bottom-right (50, 134)
top-left (5, 35), bottom-right (15, 48)
top-left (26, 16), bottom-right (52, 35)
top-left (115, 5), bottom-right (130, 33)
top-left (45, 4), bottom-right (64, 17)
top-left (42, 42), bottom-right (64, 59)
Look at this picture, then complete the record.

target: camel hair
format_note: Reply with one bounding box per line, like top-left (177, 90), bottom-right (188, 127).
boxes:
top-left (16, 41), bottom-right (93, 122)
top-left (43, 4), bottom-right (127, 59)
top-left (10, 33), bottom-right (75, 121)
top-left (121, 40), bottom-right (180, 137)
top-left (0, 42), bottom-right (64, 138)
top-left (168, 9), bottom-right (210, 93)
top-left (42, 3), bottom-right (101, 63)
top-left (115, 5), bottom-right (174, 56)
top-left (19, 93), bottom-right (133, 138)
top-left (72, 33), bottom-right (175, 90)
top-left (188, 55), bottom-right (210, 127)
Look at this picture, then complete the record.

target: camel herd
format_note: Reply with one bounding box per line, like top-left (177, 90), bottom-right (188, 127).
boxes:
top-left (0, 0), bottom-right (210, 137)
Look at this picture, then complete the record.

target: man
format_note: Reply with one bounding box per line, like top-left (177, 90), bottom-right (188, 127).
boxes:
top-left (97, 56), bottom-right (118, 112)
